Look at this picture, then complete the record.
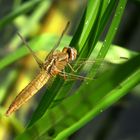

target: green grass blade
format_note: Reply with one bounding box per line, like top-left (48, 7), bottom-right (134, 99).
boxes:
top-left (70, 0), bottom-right (100, 51)
top-left (26, 0), bottom-right (102, 127)
top-left (88, 0), bottom-right (128, 78)
top-left (0, 0), bottom-right (42, 29)
top-left (15, 54), bottom-right (140, 140)
top-left (54, 55), bottom-right (140, 140)
top-left (26, 0), bottom-right (127, 128)
top-left (9, 0), bottom-right (51, 49)
top-left (51, 0), bottom-right (120, 116)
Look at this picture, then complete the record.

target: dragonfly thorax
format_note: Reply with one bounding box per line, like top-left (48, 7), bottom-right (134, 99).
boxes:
top-left (43, 47), bottom-right (77, 76)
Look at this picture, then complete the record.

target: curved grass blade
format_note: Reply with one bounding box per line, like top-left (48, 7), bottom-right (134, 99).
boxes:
top-left (70, 0), bottom-right (100, 51)
top-left (0, 0), bottom-right (42, 29)
top-left (15, 54), bottom-right (140, 140)
top-left (27, 0), bottom-right (102, 127)
top-left (88, 0), bottom-right (128, 78)
top-left (26, 0), bottom-right (127, 128)
top-left (48, 0), bottom-right (121, 115)
top-left (9, 0), bottom-right (51, 49)
top-left (54, 55), bottom-right (140, 140)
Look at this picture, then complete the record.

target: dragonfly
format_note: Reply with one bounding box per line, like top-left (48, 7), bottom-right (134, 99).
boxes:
top-left (6, 21), bottom-right (125, 116)
top-left (6, 21), bottom-right (86, 116)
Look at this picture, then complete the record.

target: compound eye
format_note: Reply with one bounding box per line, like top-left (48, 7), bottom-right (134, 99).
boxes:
top-left (62, 47), bottom-right (77, 61)
top-left (70, 48), bottom-right (77, 61)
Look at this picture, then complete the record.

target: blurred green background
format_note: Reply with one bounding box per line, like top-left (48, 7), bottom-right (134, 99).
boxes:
top-left (0, 0), bottom-right (140, 140)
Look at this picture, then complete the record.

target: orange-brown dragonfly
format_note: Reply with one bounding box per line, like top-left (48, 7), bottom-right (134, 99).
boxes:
top-left (5, 21), bottom-right (126, 116)
top-left (6, 22), bottom-right (85, 116)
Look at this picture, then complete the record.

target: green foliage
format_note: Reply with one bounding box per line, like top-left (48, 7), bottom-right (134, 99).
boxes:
top-left (0, 0), bottom-right (140, 140)
top-left (0, 0), bottom-right (42, 29)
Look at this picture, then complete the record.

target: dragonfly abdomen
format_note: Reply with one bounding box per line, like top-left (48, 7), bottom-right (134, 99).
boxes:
top-left (6, 70), bottom-right (50, 116)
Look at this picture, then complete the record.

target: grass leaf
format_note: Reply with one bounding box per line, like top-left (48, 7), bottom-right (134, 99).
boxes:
top-left (0, 0), bottom-right (42, 29)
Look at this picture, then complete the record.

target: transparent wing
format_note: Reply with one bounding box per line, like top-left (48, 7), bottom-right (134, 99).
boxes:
top-left (70, 57), bottom-right (127, 71)
top-left (72, 57), bottom-right (127, 64)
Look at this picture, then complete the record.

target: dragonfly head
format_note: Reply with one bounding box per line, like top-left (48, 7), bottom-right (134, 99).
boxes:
top-left (62, 47), bottom-right (77, 61)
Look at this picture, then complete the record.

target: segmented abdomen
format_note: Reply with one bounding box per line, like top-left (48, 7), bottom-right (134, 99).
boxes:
top-left (6, 70), bottom-right (50, 116)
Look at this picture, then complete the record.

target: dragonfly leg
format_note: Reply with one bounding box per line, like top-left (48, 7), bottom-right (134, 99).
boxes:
top-left (68, 63), bottom-right (84, 72)
top-left (59, 69), bottom-right (67, 80)
top-left (68, 63), bottom-right (77, 72)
